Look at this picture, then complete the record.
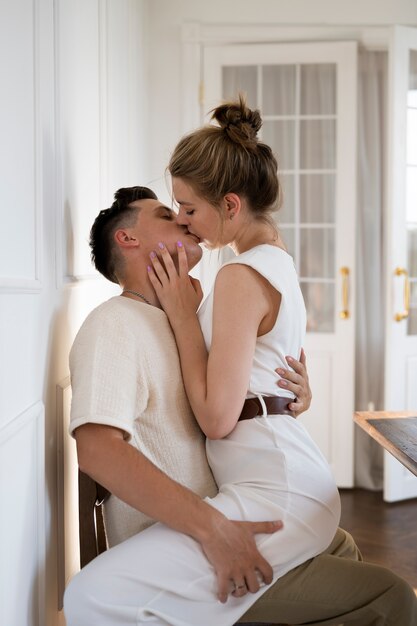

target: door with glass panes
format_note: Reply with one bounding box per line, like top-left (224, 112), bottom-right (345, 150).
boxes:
top-left (203, 42), bottom-right (357, 485)
top-left (384, 26), bottom-right (417, 502)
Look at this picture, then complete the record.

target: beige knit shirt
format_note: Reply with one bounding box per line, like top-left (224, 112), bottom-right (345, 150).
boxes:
top-left (69, 296), bottom-right (217, 547)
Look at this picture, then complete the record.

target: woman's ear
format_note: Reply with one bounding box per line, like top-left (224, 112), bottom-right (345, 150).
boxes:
top-left (223, 193), bottom-right (241, 221)
top-left (114, 229), bottom-right (139, 249)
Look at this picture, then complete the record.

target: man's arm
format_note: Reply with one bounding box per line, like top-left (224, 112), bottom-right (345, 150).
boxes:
top-left (276, 349), bottom-right (311, 417)
top-left (75, 422), bottom-right (282, 602)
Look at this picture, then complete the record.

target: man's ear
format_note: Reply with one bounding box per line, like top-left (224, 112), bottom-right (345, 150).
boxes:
top-left (114, 228), bottom-right (139, 249)
top-left (223, 193), bottom-right (241, 221)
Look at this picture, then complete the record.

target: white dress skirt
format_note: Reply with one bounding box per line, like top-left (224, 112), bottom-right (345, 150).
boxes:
top-left (64, 414), bottom-right (340, 626)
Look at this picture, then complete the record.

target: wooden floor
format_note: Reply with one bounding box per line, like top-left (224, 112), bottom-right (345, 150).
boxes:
top-left (340, 488), bottom-right (417, 590)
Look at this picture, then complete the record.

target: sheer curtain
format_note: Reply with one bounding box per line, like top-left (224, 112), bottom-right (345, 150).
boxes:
top-left (354, 50), bottom-right (388, 489)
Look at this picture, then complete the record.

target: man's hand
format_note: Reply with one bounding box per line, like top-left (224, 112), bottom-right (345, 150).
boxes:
top-left (275, 348), bottom-right (311, 417)
top-left (199, 516), bottom-right (283, 603)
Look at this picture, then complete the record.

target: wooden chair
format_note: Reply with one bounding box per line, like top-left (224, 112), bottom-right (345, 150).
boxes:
top-left (78, 469), bottom-right (109, 568)
top-left (77, 471), bottom-right (278, 624)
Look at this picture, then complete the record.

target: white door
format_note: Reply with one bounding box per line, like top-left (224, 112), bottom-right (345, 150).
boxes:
top-left (384, 26), bottom-right (417, 502)
top-left (203, 42), bottom-right (357, 486)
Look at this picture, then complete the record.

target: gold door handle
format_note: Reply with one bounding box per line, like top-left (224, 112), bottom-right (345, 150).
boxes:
top-left (394, 267), bottom-right (410, 322)
top-left (340, 266), bottom-right (350, 319)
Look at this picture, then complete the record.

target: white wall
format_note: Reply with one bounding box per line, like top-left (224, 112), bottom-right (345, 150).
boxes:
top-left (0, 1), bottom-right (148, 624)
top-left (145, 0), bottom-right (417, 202)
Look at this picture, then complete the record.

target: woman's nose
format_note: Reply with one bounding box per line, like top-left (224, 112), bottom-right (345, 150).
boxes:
top-left (175, 209), bottom-right (189, 226)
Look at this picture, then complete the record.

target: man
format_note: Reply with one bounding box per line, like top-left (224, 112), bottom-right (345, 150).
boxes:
top-left (64, 187), bottom-right (417, 625)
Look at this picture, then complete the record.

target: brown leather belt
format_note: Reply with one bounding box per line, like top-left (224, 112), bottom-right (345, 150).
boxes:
top-left (238, 396), bottom-right (295, 421)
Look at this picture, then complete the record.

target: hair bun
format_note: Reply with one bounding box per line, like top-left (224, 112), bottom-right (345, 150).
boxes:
top-left (211, 95), bottom-right (262, 145)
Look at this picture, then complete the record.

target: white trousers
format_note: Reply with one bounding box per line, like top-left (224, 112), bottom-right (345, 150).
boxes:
top-left (65, 416), bottom-right (340, 626)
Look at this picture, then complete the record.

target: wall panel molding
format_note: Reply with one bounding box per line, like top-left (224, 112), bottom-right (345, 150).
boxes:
top-left (54, 0), bottom-right (145, 287)
top-left (0, 276), bottom-right (42, 294)
top-left (98, 0), bottom-right (109, 209)
top-left (0, 401), bottom-right (45, 625)
top-left (0, 0), bottom-right (42, 293)
top-left (183, 23), bottom-right (390, 49)
top-left (54, 0), bottom-right (103, 286)
top-left (56, 377), bottom-right (79, 610)
top-left (53, 0), bottom-right (64, 288)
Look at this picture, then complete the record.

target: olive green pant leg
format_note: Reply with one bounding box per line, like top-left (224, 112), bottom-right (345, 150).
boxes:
top-left (239, 528), bottom-right (417, 626)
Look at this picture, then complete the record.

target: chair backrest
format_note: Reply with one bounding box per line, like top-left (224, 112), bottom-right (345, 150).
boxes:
top-left (78, 470), bottom-right (109, 568)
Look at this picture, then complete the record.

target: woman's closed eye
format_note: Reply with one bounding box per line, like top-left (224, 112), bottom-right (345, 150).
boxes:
top-left (185, 209), bottom-right (195, 216)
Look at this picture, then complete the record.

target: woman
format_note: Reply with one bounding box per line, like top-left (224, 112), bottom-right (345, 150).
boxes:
top-left (144, 97), bottom-right (340, 618)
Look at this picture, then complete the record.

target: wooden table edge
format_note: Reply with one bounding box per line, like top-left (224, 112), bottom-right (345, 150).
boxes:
top-left (354, 411), bottom-right (417, 477)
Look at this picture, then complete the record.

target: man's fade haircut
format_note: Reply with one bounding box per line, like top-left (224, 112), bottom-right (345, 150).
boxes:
top-left (90, 186), bottom-right (157, 283)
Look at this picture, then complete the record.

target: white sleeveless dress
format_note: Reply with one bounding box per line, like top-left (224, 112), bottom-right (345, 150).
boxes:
top-left (64, 245), bottom-right (341, 626)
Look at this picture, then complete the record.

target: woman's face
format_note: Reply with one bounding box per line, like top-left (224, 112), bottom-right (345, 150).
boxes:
top-left (172, 178), bottom-right (224, 248)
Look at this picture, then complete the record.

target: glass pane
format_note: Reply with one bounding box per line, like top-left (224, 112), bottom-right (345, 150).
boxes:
top-left (407, 109), bottom-right (417, 165)
top-left (408, 229), bottom-right (417, 277)
top-left (301, 282), bottom-right (335, 333)
top-left (277, 226), bottom-right (295, 258)
top-left (263, 120), bottom-right (295, 170)
top-left (300, 228), bottom-right (335, 279)
top-left (300, 120), bottom-right (336, 169)
top-left (278, 174), bottom-right (295, 223)
top-left (407, 282), bottom-right (417, 336)
top-left (406, 166), bottom-right (417, 223)
top-left (300, 64), bottom-right (336, 115)
top-left (408, 49), bottom-right (417, 107)
top-left (262, 65), bottom-right (296, 115)
top-left (222, 66), bottom-right (257, 109)
top-left (300, 173), bottom-right (335, 223)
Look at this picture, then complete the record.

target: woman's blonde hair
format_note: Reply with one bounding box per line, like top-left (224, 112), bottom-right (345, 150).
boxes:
top-left (168, 95), bottom-right (281, 218)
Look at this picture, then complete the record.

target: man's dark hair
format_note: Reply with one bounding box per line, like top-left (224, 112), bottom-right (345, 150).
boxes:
top-left (90, 186), bottom-right (157, 283)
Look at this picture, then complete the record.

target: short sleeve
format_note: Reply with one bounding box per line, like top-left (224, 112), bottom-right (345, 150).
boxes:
top-left (69, 304), bottom-right (148, 440)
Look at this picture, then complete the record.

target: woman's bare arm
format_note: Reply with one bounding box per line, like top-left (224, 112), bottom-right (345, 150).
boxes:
top-left (148, 245), bottom-right (271, 438)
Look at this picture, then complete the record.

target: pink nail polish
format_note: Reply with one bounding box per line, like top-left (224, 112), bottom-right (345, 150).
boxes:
top-left (158, 242), bottom-right (164, 249)
top-left (150, 251), bottom-right (156, 258)
top-left (147, 265), bottom-right (152, 272)
top-left (177, 241), bottom-right (183, 247)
